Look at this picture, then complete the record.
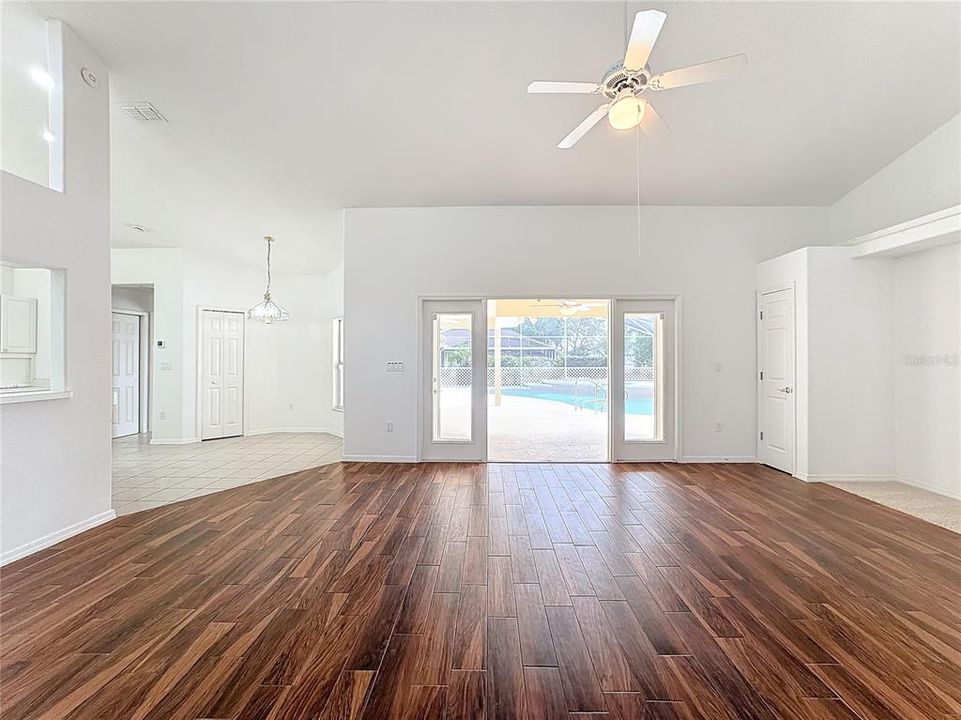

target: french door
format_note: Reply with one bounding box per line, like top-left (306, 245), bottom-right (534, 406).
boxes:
top-left (201, 309), bottom-right (245, 440)
top-left (421, 299), bottom-right (487, 461)
top-left (611, 299), bottom-right (676, 461)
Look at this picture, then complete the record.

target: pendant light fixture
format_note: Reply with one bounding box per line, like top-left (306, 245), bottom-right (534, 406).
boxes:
top-left (247, 235), bottom-right (289, 324)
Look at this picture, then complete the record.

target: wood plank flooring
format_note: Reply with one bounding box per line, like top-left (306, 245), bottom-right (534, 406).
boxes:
top-left (2, 461), bottom-right (960, 719)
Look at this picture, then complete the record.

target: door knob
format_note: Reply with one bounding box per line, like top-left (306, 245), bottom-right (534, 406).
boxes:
top-left (777, 386), bottom-right (793, 394)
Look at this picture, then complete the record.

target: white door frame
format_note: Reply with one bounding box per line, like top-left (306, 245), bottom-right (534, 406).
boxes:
top-left (756, 283), bottom-right (796, 474)
top-left (112, 308), bottom-right (150, 434)
top-left (196, 306), bottom-right (248, 441)
top-left (419, 298), bottom-right (488, 462)
top-left (416, 294), bottom-right (683, 463)
top-left (110, 310), bottom-right (143, 437)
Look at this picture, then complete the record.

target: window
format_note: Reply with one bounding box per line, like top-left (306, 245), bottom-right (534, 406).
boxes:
top-left (1, 6), bottom-right (64, 191)
top-left (332, 317), bottom-right (344, 411)
top-left (1, 262), bottom-right (66, 396)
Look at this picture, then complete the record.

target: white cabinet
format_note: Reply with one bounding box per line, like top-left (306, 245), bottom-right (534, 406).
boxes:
top-left (1, 294), bottom-right (38, 354)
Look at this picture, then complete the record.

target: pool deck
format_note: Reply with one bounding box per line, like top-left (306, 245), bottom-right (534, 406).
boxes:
top-left (440, 389), bottom-right (654, 462)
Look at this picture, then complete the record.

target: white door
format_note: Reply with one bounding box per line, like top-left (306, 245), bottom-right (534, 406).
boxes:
top-left (201, 310), bottom-right (245, 440)
top-left (111, 312), bottom-right (140, 438)
top-left (611, 299), bottom-right (677, 462)
top-left (421, 299), bottom-right (487, 461)
top-left (757, 287), bottom-right (795, 473)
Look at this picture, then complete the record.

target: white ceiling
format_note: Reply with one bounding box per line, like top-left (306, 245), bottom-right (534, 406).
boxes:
top-left (32, 1), bottom-right (961, 274)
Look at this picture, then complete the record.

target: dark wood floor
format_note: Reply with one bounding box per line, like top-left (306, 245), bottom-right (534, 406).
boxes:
top-left (2, 462), bottom-right (960, 719)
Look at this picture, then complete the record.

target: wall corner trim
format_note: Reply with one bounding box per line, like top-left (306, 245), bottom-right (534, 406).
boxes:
top-left (1, 509), bottom-right (116, 566)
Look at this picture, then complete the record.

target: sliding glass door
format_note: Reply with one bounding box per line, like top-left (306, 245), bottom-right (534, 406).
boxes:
top-left (611, 299), bottom-right (676, 461)
top-left (421, 299), bottom-right (487, 461)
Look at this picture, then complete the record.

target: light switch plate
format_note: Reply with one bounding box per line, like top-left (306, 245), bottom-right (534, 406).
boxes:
top-left (386, 361), bottom-right (404, 373)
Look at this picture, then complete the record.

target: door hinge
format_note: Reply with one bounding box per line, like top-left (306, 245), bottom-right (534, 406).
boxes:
top-left (760, 431), bottom-right (764, 440)
top-left (759, 310), bottom-right (763, 320)
top-left (759, 370), bottom-right (763, 380)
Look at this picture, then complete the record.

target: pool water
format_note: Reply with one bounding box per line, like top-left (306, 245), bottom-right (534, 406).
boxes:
top-left (498, 387), bottom-right (654, 415)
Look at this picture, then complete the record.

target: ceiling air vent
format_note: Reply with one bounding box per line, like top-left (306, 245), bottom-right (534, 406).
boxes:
top-left (119, 102), bottom-right (167, 122)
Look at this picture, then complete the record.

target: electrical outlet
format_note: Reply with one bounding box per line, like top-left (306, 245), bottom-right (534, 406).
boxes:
top-left (288, 403), bottom-right (294, 411)
top-left (160, 411), bottom-right (166, 420)
top-left (715, 422), bottom-right (723, 432)
top-left (386, 421), bottom-right (394, 433)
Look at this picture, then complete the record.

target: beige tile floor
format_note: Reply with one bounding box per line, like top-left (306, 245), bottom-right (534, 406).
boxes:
top-left (112, 432), bottom-right (343, 515)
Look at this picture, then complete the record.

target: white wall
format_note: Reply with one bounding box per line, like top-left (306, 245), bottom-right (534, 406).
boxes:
top-left (828, 114), bottom-right (961, 498)
top-left (806, 248), bottom-right (895, 480)
top-left (111, 285), bottom-right (153, 314)
top-left (0, 22), bottom-right (112, 562)
top-left (829, 114), bottom-right (961, 243)
top-left (893, 243), bottom-right (960, 497)
top-left (111, 248), bottom-right (343, 442)
top-left (111, 248), bottom-right (184, 442)
top-left (757, 247), bottom-right (896, 482)
top-left (343, 205), bottom-right (827, 462)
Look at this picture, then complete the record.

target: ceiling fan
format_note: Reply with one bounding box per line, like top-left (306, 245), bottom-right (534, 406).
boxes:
top-left (538, 300), bottom-right (608, 315)
top-left (528, 9), bottom-right (747, 148)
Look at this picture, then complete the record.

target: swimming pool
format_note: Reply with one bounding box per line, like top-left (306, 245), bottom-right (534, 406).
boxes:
top-left (498, 386), bottom-right (654, 415)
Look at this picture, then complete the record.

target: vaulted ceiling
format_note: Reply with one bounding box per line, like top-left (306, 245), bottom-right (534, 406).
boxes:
top-left (31, 1), bottom-right (961, 273)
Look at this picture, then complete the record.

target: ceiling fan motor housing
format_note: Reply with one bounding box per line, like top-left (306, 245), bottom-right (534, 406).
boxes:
top-left (601, 63), bottom-right (649, 99)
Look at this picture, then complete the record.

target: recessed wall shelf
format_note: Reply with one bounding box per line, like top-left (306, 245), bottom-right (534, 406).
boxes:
top-left (847, 205), bottom-right (960, 259)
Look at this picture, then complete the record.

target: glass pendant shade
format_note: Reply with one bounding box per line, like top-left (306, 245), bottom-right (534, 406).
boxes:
top-left (247, 294), bottom-right (289, 324)
top-left (248, 235), bottom-right (289, 323)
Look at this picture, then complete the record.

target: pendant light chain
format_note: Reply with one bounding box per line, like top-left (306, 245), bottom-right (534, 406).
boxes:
top-left (635, 124), bottom-right (641, 249)
top-left (264, 235), bottom-right (273, 300)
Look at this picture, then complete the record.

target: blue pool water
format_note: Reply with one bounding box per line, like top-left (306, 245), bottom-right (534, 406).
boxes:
top-left (499, 387), bottom-right (653, 415)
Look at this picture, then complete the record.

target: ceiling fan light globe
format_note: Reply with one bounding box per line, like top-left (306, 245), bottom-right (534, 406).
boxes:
top-left (608, 95), bottom-right (645, 130)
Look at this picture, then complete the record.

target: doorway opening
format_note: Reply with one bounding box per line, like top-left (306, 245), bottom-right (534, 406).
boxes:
top-left (111, 283), bottom-right (154, 439)
top-left (487, 299), bottom-right (610, 461)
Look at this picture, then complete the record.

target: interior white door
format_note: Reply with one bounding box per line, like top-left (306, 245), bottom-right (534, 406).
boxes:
top-left (611, 299), bottom-right (676, 462)
top-left (421, 299), bottom-right (487, 461)
top-left (757, 287), bottom-right (796, 473)
top-left (111, 312), bottom-right (140, 438)
top-left (201, 310), bottom-right (245, 440)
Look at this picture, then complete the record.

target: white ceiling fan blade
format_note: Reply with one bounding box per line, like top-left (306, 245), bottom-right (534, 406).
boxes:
top-left (640, 100), bottom-right (671, 142)
top-left (623, 10), bottom-right (667, 71)
top-left (527, 81), bottom-right (600, 94)
top-left (557, 104), bottom-right (609, 149)
top-left (650, 53), bottom-right (747, 90)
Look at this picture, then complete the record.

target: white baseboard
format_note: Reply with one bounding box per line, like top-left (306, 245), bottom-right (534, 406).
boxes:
top-left (342, 454), bottom-right (417, 463)
top-left (1, 509), bottom-right (117, 566)
top-left (245, 427), bottom-right (344, 438)
top-left (897, 474), bottom-right (961, 500)
top-left (149, 437), bottom-right (198, 446)
top-left (801, 473), bottom-right (896, 484)
top-left (679, 455), bottom-right (757, 464)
